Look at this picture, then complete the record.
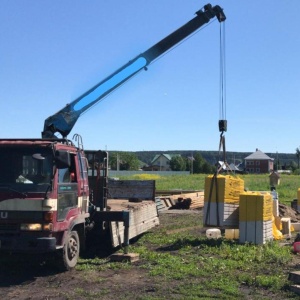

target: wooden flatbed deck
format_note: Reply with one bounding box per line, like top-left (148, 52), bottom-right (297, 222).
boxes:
top-left (107, 199), bottom-right (159, 248)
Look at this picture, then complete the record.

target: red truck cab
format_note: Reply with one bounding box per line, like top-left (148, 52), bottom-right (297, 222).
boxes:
top-left (0, 138), bottom-right (89, 269)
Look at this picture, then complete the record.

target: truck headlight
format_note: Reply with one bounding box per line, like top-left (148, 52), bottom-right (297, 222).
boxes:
top-left (43, 223), bottom-right (53, 231)
top-left (20, 223), bottom-right (42, 231)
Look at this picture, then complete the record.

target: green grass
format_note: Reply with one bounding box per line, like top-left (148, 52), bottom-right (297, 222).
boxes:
top-left (92, 173), bottom-right (300, 298)
top-left (75, 213), bottom-right (298, 299)
top-left (2, 173), bottom-right (299, 299)
top-left (138, 216), bottom-right (297, 298)
top-left (120, 173), bottom-right (300, 206)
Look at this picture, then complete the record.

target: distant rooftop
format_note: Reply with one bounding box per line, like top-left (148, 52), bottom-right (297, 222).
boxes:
top-left (244, 149), bottom-right (274, 161)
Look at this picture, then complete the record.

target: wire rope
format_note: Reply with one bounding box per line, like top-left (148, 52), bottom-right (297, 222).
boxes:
top-left (219, 22), bottom-right (226, 122)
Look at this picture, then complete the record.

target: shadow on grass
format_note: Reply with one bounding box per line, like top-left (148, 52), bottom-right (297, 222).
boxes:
top-left (0, 245), bottom-right (118, 288)
top-left (156, 237), bottom-right (236, 252)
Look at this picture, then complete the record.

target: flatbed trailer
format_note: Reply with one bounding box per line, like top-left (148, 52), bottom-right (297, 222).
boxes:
top-left (86, 151), bottom-right (159, 251)
top-left (106, 199), bottom-right (159, 248)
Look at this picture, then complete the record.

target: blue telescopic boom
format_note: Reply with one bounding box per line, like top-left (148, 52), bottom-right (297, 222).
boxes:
top-left (42, 3), bottom-right (225, 138)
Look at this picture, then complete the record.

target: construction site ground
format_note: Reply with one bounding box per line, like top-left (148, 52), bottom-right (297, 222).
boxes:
top-left (1, 199), bottom-right (300, 299)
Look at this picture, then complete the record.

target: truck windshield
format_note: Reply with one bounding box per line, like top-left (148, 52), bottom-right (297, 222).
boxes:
top-left (0, 147), bottom-right (53, 192)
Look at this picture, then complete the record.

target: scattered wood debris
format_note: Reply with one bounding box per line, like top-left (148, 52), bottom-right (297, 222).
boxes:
top-left (155, 190), bottom-right (204, 212)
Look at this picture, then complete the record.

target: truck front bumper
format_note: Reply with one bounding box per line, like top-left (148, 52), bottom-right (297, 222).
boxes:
top-left (0, 236), bottom-right (57, 253)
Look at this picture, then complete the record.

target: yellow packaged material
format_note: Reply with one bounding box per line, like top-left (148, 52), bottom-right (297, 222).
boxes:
top-left (225, 229), bottom-right (239, 239)
top-left (273, 216), bottom-right (283, 240)
top-left (239, 192), bottom-right (273, 222)
top-left (204, 174), bottom-right (244, 205)
top-left (274, 216), bottom-right (282, 230)
top-left (297, 188), bottom-right (300, 206)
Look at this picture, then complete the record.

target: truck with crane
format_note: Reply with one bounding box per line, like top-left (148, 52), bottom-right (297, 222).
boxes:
top-left (0, 4), bottom-right (226, 270)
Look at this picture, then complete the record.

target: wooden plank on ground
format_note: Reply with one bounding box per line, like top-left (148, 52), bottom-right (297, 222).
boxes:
top-left (155, 197), bottom-right (167, 212)
top-left (162, 198), bottom-right (172, 207)
top-left (155, 191), bottom-right (204, 211)
top-left (156, 190), bottom-right (202, 196)
top-left (170, 192), bottom-right (204, 209)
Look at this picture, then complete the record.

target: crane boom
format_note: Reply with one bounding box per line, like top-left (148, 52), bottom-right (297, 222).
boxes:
top-left (42, 3), bottom-right (226, 139)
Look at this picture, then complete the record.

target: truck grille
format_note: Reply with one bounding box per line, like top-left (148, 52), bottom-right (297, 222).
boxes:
top-left (0, 223), bottom-right (18, 232)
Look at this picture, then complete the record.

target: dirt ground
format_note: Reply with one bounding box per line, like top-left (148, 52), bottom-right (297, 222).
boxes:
top-left (0, 259), bottom-right (157, 300)
top-left (1, 205), bottom-right (300, 300)
top-left (1, 214), bottom-right (183, 300)
top-left (279, 203), bottom-right (300, 222)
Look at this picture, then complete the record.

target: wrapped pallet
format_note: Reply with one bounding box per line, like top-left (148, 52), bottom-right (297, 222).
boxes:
top-left (254, 190), bottom-right (279, 217)
top-left (239, 191), bottom-right (273, 245)
top-left (203, 174), bottom-right (244, 227)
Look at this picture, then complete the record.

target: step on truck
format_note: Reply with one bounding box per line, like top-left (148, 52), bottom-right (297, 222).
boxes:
top-left (0, 4), bottom-right (225, 270)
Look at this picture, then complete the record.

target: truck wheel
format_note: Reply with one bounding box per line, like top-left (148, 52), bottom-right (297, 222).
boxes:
top-left (62, 230), bottom-right (80, 270)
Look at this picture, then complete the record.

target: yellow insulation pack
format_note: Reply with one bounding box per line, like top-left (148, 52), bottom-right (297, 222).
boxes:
top-left (204, 174), bottom-right (244, 205)
top-left (239, 191), bottom-right (273, 222)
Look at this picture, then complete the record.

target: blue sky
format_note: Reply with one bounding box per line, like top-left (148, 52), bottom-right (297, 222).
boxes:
top-left (1, 1), bottom-right (299, 154)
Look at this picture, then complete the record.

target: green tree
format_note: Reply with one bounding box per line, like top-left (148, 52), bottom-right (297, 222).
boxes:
top-left (192, 152), bottom-right (205, 173)
top-left (109, 152), bottom-right (140, 170)
top-left (290, 161), bottom-right (298, 172)
top-left (296, 147), bottom-right (300, 169)
top-left (274, 158), bottom-right (280, 171)
top-left (185, 156), bottom-right (194, 173)
top-left (170, 155), bottom-right (186, 171)
top-left (190, 152), bottom-right (215, 174)
top-left (202, 161), bottom-right (214, 174)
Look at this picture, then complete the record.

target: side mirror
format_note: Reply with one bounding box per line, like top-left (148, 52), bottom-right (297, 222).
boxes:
top-left (32, 153), bottom-right (46, 160)
top-left (55, 150), bottom-right (71, 169)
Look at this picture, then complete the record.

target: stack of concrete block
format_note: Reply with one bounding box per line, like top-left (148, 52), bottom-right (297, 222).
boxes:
top-left (256, 190), bottom-right (279, 217)
top-left (239, 192), bottom-right (273, 245)
top-left (203, 174), bottom-right (244, 227)
top-left (271, 190), bottom-right (279, 217)
top-left (281, 217), bottom-right (291, 237)
top-left (297, 188), bottom-right (300, 213)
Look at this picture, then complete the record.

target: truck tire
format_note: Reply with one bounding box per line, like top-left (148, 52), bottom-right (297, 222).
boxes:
top-left (62, 230), bottom-right (80, 270)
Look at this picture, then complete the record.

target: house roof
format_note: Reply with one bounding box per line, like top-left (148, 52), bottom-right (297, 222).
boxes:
top-left (151, 154), bottom-right (180, 164)
top-left (244, 149), bottom-right (274, 161)
top-left (218, 161), bottom-right (241, 171)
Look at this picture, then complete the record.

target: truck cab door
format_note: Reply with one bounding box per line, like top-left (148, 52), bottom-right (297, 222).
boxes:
top-left (57, 154), bottom-right (78, 221)
top-left (77, 152), bottom-right (89, 214)
top-left (55, 149), bottom-right (89, 221)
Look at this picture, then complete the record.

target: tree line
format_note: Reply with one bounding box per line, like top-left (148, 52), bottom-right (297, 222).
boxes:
top-left (109, 151), bottom-right (215, 173)
top-left (107, 150), bottom-right (300, 174)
